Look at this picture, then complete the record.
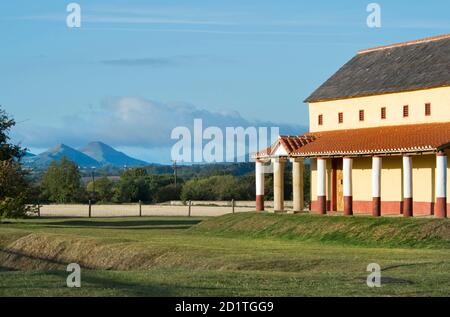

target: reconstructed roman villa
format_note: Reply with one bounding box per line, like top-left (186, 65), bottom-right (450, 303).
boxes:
top-left (254, 34), bottom-right (450, 218)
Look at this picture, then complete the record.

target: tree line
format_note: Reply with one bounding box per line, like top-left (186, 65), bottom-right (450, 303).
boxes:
top-left (37, 158), bottom-right (310, 205)
top-left (0, 106), bottom-right (310, 218)
top-left (37, 157), bottom-right (254, 203)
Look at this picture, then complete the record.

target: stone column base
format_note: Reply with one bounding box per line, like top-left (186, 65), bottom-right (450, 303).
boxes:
top-left (317, 196), bottom-right (327, 215)
top-left (403, 198), bottom-right (413, 217)
top-left (372, 197), bottom-right (381, 217)
top-left (344, 196), bottom-right (353, 216)
top-left (256, 195), bottom-right (264, 212)
top-left (435, 197), bottom-right (447, 219)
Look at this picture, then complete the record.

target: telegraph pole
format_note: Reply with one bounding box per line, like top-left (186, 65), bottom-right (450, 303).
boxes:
top-left (172, 160), bottom-right (177, 187)
top-left (91, 167), bottom-right (96, 202)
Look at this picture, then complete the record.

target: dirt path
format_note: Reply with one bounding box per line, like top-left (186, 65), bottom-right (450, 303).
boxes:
top-left (38, 204), bottom-right (254, 218)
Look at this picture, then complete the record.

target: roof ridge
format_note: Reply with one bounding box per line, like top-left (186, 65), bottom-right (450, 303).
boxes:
top-left (358, 33), bottom-right (450, 54)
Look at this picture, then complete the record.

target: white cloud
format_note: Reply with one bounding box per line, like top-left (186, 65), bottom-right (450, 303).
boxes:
top-left (12, 97), bottom-right (304, 152)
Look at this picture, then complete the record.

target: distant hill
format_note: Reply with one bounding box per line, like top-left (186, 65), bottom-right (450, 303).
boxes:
top-left (24, 144), bottom-right (101, 168)
top-left (79, 141), bottom-right (148, 167)
top-left (23, 142), bottom-right (149, 169)
top-left (23, 151), bottom-right (36, 158)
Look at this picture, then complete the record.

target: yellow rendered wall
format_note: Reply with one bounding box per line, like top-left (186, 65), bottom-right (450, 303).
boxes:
top-left (412, 155), bottom-right (434, 203)
top-left (346, 156), bottom-right (404, 202)
top-left (308, 86), bottom-right (450, 132)
top-left (352, 157), bottom-right (372, 201)
top-left (447, 149), bottom-right (450, 200)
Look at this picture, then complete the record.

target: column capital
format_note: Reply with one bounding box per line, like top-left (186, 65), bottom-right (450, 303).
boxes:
top-left (437, 151), bottom-right (447, 157)
top-left (271, 157), bottom-right (287, 163)
top-left (290, 157), bottom-right (304, 163)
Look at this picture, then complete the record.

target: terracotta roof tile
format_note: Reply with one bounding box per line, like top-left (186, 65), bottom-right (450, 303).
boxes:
top-left (253, 135), bottom-right (316, 158)
top-left (295, 122), bottom-right (450, 157)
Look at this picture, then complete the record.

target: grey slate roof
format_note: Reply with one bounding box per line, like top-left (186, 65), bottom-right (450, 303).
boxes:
top-left (305, 35), bottom-right (450, 103)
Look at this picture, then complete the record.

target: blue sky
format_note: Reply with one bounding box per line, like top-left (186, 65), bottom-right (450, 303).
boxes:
top-left (1, 0), bottom-right (449, 163)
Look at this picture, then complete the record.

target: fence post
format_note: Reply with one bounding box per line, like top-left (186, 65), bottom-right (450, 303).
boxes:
top-left (188, 200), bottom-right (192, 217)
top-left (88, 200), bottom-right (92, 218)
top-left (232, 199), bottom-right (235, 214)
top-left (139, 200), bottom-right (142, 217)
top-left (37, 202), bottom-right (41, 218)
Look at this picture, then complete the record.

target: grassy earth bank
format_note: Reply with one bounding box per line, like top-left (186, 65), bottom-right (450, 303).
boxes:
top-left (0, 213), bottom-right (449, 296)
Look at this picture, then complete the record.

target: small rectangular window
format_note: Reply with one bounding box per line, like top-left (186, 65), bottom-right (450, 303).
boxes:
top-left (381, 107), bottom-right (386, 119)
top-left (318, 114), bottom-right (323, 126)
top-left (359, 110), bottom-right (364, 122)
top-left (403, 105), bottom-right (409, 118)
top-left (425, 103), bottom-right (431, 116)
top-left (338, 112), bottom-right (343, 124)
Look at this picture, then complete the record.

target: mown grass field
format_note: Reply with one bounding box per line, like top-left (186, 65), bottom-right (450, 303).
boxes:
top-left (1, 213), bottom-right (450, 296)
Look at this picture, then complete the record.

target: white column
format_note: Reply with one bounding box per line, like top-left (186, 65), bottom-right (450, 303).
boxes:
top-left (343, 157), bottom-right (353, 215)
top-left (372, 156), bottom-right (382, 217)
top-left (403, 155), bottom-right (413, 217)
top-left (291, 158), bottom-right (304, 213)
top-left (316, 158), bottom-right (326, 214)
top-left (272, 158), bottom-right (285, 212)
top-left (435, 152), bottom-right (447, 218)
top-left (255, 160), bottom-right (265, 211)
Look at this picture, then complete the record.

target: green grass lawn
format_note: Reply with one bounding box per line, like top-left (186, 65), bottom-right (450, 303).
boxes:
top-left (1, 213), bottom-right (450, 296)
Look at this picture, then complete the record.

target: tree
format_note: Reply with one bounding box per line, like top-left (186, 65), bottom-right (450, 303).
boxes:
top-left (114, 174), bottom-right (149, 203)
top-left (154, 184), bottom-right (181, 203)
top-left (0, 108), bottom-right (25, 161)
top-left (86, 177), bottom-right (115, 203)
top-left (41, 157), bottom-right (85, 203)
top-left (0, 106), bottom-right (35, 218)
top-left (181, 175), bottom-right (241, 201)
top-left (113, 170), bottom-right (177, 203)
top-left (0, 160), bottom-right (36, 218)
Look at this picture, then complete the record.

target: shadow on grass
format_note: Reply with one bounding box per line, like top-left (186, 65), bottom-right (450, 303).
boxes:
top-left (382, 262), bottom-right (435, 271)
top-left (0, 269), bottom-right (178, 296)
top-left (50, 270), bottom-right (178, 296)
top-left (0, 265), bottom-right (16, 272)
top-left (27, 219), bottom-right (202, 229)
top-left (41, 225), bottom-right (195, 231)
top-left (0, 248), bottom-right (74, 269)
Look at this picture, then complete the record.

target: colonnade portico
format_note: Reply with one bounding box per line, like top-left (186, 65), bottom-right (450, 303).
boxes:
top-left (255, 151), bottom-right (448, 218)
top-left (254, 156), bottom-right (305, 213)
